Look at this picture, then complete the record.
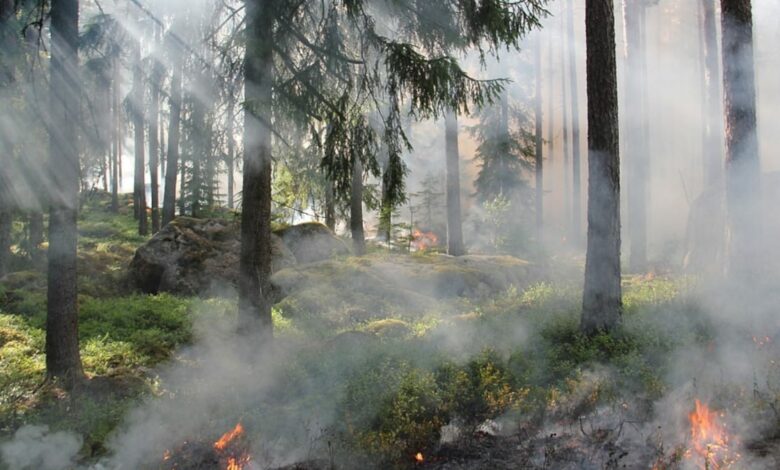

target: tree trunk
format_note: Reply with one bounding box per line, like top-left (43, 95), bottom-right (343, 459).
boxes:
top-left (226, 86), bottom-right (236, 209)
top-left (162, 49), bottom-right (182, 227)
top-left (560, 9), bottom-right (572, 240)
top-left (132, 38), bottom-right (147, 235)
top-left (325, 179), bottom-right (336, 231)
top-left (28, 211), bottom-right (44, 264)
top-left (238, 0), bottom-right (274, 339)
top-left (720, 0), bottom-right (761, 282)
top-left (582, 0), bottom-right (622, 334)
top-left (534, 34), bottom-right (544, 242)
top-left (444, 111), bottom-right (464, 256)
top-left (701, 0), bottom-right (724, 189)
top-left (190, 86), bottom-right (205, 217)
top-left (623, 0), bottom-right (649, 272)
top-left (0, 0), bottom-right (15, 277)
top-left (547, 26), bottom-right (555, 164)
top-left (149, 28), bottom-right (162, 233)
top-left (111, 57), bottom-right (120, 213)
top-left (568, 0), bottom-right (583, 247)
top-left (351, 159), bottom-right (366, 255)
top-left (379, 165), bottom-right (392, 243)
top-left (46, 0), bottom-right (84, 386)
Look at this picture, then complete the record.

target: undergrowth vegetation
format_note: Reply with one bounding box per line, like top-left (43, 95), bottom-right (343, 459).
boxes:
top-left (0, 196), bottom-right (747, 467)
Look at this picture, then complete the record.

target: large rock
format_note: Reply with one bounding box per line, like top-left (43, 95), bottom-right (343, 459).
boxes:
top-left (274, 222), bottom-right (350, 264)
top-left (129, 217), bottom-right (295, 295)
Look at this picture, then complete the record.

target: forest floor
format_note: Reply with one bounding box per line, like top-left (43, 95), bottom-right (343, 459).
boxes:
top-left (0, 194), bottom-right (779, 469)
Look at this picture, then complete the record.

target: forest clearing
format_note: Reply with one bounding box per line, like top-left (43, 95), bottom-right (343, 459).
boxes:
top-left (1, 0), bottom-right (779, 469)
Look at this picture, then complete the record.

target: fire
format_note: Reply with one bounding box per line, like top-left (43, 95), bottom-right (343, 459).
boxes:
top-left (213, 423), bottom-right (251, 470)
top-left (415, 452), bottom-right (424, 463)
top-left (214, 422), bottom-right (244, 451)
top-left (412, 229), bottom-right (438, 251)
top-left (687, 399), bottom-right (739, 469)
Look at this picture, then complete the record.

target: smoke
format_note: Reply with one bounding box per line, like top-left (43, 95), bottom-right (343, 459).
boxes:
top-left (0, 425), bottom-right (82, 470)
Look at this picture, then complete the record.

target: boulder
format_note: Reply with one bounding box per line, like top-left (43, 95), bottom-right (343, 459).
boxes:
top-left (274, 222), bottom-right (350, 264)
top-left (129, 217), bottom-right (295, 295)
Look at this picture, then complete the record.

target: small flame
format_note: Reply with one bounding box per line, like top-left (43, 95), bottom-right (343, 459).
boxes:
top-left (412, 229), bottom-right (438, 251)
top-left (687, 399), bottom-right (739, 469)
top-left (162, 449), bottom-right (171, 461)
top-left (415, 452), bottom-right (424, 463)
top-left (214, 423), bottom-right (244, 451)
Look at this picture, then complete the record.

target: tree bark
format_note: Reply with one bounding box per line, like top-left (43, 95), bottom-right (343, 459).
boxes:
top-left (132, 38), bottom-right (147, 235)
top-left (46, 0), bottom-right (84, 386)
top-left (162, 48), bottom-right (182, 227)
top-left (110, 57), bottom-right (120, 213)
top-left (568, 0), bottom-right (583, 247)
top-left (238, 0), bottom-right (274, 340)
top-left (226, 84), bottom-right (236, 210)
top-left (720, 0), bottom-right (761, 282)
top-left (534, 34), bottom-right (544, 242)
top-left (149, 28), bottom-right (162, 233)
top-left (582, 0), bottom-right (622, 333)
top-left (325, 179), bottom-right (336, 231)
top-left (701, 0), bottom-right (724, 189)
top-left (0, 0), bottom-right (15, 276)
top-left (623, 0), bottom-right (649, 271)
top-left (560, 9), bottom-right (572, 240)
top-left (444, 111), bottom-right (464, 256)
top-left (351, 159), bottom-right (366, 255)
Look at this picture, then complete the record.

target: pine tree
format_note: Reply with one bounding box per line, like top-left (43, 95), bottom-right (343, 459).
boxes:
top-left (47, 0), bottom-right (84, 386)
top-left (581, 0), bottom-right (622, 334)
top-left (720, 0), bottom-right (761, 282)
top-left (238, 0), bottom-right (547, 338)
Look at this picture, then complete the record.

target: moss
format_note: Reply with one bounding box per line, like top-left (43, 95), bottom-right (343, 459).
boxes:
top-left (363, 319), bottom-right (413, 339)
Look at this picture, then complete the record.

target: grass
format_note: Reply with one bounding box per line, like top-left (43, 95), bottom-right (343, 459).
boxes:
top-left (2, 194), bottom-right (767, 468)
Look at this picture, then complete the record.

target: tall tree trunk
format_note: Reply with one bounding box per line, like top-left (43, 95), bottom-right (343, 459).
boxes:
top-left (149, 28), bottom-right (162, 233)
top-left (132, 39), bottom-right (147, 235)
top-left (226, 86), bottom-right (236, 209)
top-left (560, 10), bottom-right (572, 240)
top-left (720, 0), bottom-right (761, 282)
top-left (238, 0), bottom-right (274, 339)
top-left (351, 159), bottom-right (366, 255)
top-left (0, 0), bottom-right (15, 277)
top-left (701, 0), bottom-right (724, 188)
top-left (162, 49), bottom-right (182, 227)
top-left (205, 120), bottom-right (215, 210)
top-left (547, 26), bottom-right (555, 164)
top-left (148, 28), bottom-right (162, 233)
top-left (47, 0), bottom-right (84, 386)
top-left (379, 164), bottom-right (392, 243)
top-left (325, 179), bottom-right (336, 231)
top-left (568, 0), bottom-right (583, 247)
top-left (110, 57), bottom-right (120, 213)
top-left (28, 211), bottom-right (44, 264)
top-left (444, 111), bottom-right (464, 256)
top-left (582, 0), bottom-right (622, 333)
top-left (624, 0), bottom-right (649, 272)
top-left (534, 34), bottom-right (544, 242)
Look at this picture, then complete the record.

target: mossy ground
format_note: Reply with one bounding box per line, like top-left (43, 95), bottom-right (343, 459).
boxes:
top-left (0, 195), bottom-right (777, 468)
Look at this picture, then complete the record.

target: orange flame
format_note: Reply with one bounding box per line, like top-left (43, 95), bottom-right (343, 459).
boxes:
top-left (687, 399), bottom-right (739, 469)
top-left (415, 452), bottom-right (424, 463)
top-left (214, 423), bottom-right (244, 451)
top-left (412, 229), bottom-right (438, 251)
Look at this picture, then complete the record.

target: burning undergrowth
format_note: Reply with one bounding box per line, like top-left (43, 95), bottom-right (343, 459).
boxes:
top-left (4, 274), bottom-right (780, 469)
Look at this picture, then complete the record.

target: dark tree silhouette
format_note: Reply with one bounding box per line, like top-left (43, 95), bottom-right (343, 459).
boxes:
top-left (581, 0), bottom-right (622, 333)
top-left (445, 111), bottom-right (464, 256)
top-left (46, 0), bottom-right (84, 386)
top-left (720, 0), bottom-right (761, 282)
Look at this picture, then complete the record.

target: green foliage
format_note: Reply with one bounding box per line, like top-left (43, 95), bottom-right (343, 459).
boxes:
top-left (340, 359), bottom-right (445, 461)
top-left (436, 350), bottom-right (528, 426)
